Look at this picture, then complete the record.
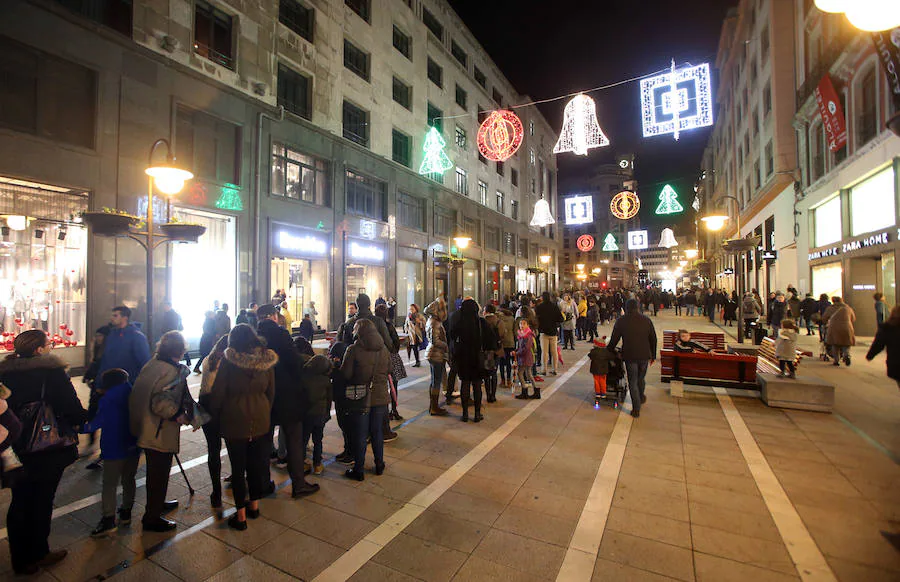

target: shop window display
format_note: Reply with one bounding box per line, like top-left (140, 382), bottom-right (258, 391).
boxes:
top-left (814, 195), bottom-right (841, 247)
top-left (346, 265), bottom-right (385, 305)
top-left (397, 257), bottom-right (424, 322)
top-left (271, 257), bottom-right (329, 332)
top-left (812, 263), bottom-right (843, 300)
top-left (850, 167), bottom-right (895, 237)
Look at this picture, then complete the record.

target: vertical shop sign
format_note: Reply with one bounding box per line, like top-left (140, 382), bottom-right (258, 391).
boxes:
top-left (814, 74), bottom-right (847, 152)
top-left (872, 28), bottom-right (900, 113)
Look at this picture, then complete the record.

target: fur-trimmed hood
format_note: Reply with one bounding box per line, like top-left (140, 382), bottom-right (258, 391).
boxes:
top-left (0, 353), bottom-right (68, 375)
top-left (224, 347), bottom-right (278, 371)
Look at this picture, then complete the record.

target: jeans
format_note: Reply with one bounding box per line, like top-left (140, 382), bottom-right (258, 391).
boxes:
top-left (7, 456), bottom-right (66, 571)
top-left (460, 378), bottom-right (483, 413)
top-left (686, 305), bottom-right (695, 316)
top-left (224, 436), bottom-right (269, 509)
top-left (430, 360), bottom-right (445, 397)
top-left (498, 350), bottom-right (513, 382)
top-left (675, 304), bottom-right (681, 315)
top-left (563, 329), bottom-right (575, 350)
top-left (350, 405), bottom-right (387, 472)
top-left (303, 414), bottom-right (328, 466)
top-left (586, 323), bottom-right (597, 342)
top-left (778, 360), bottom-right (796, 375)
top-left (102, 455), bottom-right (139, 517)
top-left (517, 362), bottom-right (534, 391)
top-left (201, 418), bottom-right (223, 494)
top-left (625, 360), bottom-right (649, 415)
top-left (143, 449), bottom-right (173, 524)
top-left (541, 333), bottom-right (558, 374)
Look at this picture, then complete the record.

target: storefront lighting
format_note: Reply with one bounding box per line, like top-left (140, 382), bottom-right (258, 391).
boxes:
top-left (701, 214), bottom-right (729, 231)
top-left (575, 263), bottom-right (585, 271)
top-left (576, 273), bottom-right (588, 280)
top-left (592, 267), bottom-right (601, 274)
top-left (539, 254), bottom-right (551, 264)
top-left (6, 215), bottom-right (26, 231)
top-left (678, 260), bottom-right (688, 267)
top-left (684, 249), bottom-right (699, 259)
top-left (452, 231), bottom-right (471, 250)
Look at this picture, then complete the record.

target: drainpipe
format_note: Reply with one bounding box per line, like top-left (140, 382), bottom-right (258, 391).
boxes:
top-left (253, 105), bottom-right (284, 301)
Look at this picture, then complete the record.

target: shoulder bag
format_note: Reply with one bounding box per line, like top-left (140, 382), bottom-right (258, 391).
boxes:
top-left (16, 375), bottom-right (78, 455)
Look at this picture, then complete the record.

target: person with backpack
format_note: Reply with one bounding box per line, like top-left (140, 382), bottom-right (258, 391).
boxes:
top-left (301, 353), bottom-right (333, 475)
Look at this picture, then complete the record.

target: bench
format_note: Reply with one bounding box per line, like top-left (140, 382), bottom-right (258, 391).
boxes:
top-left (663, 330), bottom-right (726, 352)
top-left (660, 350), bottom-right (759, 390)
top-left (755, 337), bottom-right (832, 411)
top-left (756, 337), bottom-right (811, 375)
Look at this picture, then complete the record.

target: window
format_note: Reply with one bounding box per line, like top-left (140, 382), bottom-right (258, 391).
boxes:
top-left (427, 57), bottom-right (443, 88)
top-left (857, 66), bottom-right (878, 147)
top-left (496, 191), bottom-right (504, 214)
top-left (422, 7), bottom-right (443, 41)
top-left (760, 24), bottom-right (769, 61)
top-left (392, 77), bottom-right (411, 110)
top-left (814, 195), bottom-right (842, 246)
top-left (473, 66), bottom-right (486, 88)
top-left (518, 238), bottom-right (529, 259)
top-left (455, 126), bottom-right (467, 148)
top-left (270, 143), bottom-right (330, 206)
top-left (478, 180), bottom-right (488, 205)
top-left (342, 100), bottom-right (369, 147)
top-left (511, 168), bottom-right (518, 187)
top-left (53, 0), bottom-right (133, 36)
top-left (343, 39), bottom-right (370, 81)
top-left (451, 40), bottom-right (467, 68)
top-left (345, 170), bottom-right (386, 220)
top-left (344, 0), bottom-right (369, 22)
top-left (194, 0), bottom-right (234, 70)
top-left (753, 159), bottom-right (761, 189)
top-left (751, 108), bottom-right (759, 139)
top-left (392, 25), bottom-right (411, 60)
top-left (809, 124), bottom-right (825, 183)
top-left (455, 167), bottom-right (468, 196)
top-left (763, 81), bottom-right (771, 116)
top-left (765, 140), bottom-right (774, 177)
top-left (496, 161), bottom-right (504, 177)
top-left (0, 36), bottom-right (97, 149)
top-left (463, 216), bottom-right (480, 246)
top-left (391, 129), bottom-right (411, 167)
top-left (434, 206), bottom-right (456, 237)
top-left (176, 106), bottom-right (240, 184)
top-left (279, 0), bottom-right (313, 42)
top-left (427, 102), bottom-right (443, 132)
top-left (485, 226), bottom-right (500, 250)
top-left (529, 148), bottom-right (535, 165)
top-left (455, 84), bottom-right (468, 109)
top-left (850, 167), bottom-right (895, 236)
top-left (504, 231), bottom-right (516, 254)
top-left (511, 200), bottom-right (519, 220)
top-left (492, 88), bottom-right (503, 106)
top-left (397, 192), bottom-right (424, 231)
top-left (478, 151), bottom-right (487, 164)
top-left (277, 63), bottom-right (311, 120)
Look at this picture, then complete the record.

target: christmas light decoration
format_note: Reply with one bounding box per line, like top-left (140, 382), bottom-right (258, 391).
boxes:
top-left (610, 191), bottom-right (640, 220)
top-left (477, 110), bottom-right (524, 162)
top-left (553, 94), bottom-right (609, 156)
top-left (641, 61), bottom-right (713, 140)
top-left (215, 183), bottom-right (243, 211)
top-left (654, 184), bottom-right (684, 215)
top-left (576, 234), bottom-right (595, 252)
top-left (627, 230), bottom-right (649, 250)
top-left (658, 228), bottom-right (678, 248)
top-left (692, 195), bottom-right (700, 212)
top-left (529, 198), bottom-right (555, 227)
top-left (602, 233), bottom-right (619, 252)
top-left (418, 127), bottom-right (453, 176)
top-left (563, 195), bottom-right (594, 225)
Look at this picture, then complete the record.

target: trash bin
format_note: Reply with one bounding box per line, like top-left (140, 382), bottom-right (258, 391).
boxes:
top-left (750, 322), bottom-right (767, 345)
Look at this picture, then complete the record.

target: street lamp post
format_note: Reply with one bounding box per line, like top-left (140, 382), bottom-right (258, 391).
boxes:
top-left (539, 254), bottom-right (552, 293)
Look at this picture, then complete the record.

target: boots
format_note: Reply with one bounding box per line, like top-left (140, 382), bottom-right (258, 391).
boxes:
top-left (429, 392), bottom-right (448, 416)
top-left (460, 397), bottom-right (470, 422)
top-left (530, 387), bottom-right (541, 400)
top-left (514, 386), bottom-right (529, 399)
top-left (473, 400), bottom-right (483, 423)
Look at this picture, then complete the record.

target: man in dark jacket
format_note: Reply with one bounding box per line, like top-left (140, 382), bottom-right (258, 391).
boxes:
top-left (98, 306), bottom-right (151, 391)
top-left (799, 293), bottom-right (818, 336)
top-left (705, 290), bottom-right (717, 323)
top-left (338, 294), bottom-right (396, 352)
top-left (607, 299), bottom-right (656, 418)
top-left (158, 301), bottom-right (189, 367)
top-left (535, 292), bottom-right (564, 375)
top-left (256, 304), bottom-right (319, 497)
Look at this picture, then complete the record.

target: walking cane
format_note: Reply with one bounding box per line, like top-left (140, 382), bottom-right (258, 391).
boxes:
top-left (174, 454), bottom-right (195, 496)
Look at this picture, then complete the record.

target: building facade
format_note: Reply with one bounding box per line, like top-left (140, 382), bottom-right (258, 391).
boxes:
top-left (0, 0), bottom-right (560, 364)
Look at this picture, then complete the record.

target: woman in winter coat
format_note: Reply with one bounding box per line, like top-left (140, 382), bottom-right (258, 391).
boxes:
top-left (816, 294), bottom-right (832, 343)
top-left (423, 300), bottom-right (449, 416)
top-left (208, 324), bottom-right (277, 530)
top-left (199, 335), bottom-right (228, 508)
top-left (497, 307), bottom-right (517, 389)
top-left (824, 297), bottom-right (856, 366)
top-left (723, 292), bottom-right (738, 326)
top-left (341, 318), bottom-right (391, 481)
top-left (375, 303), bottom-right (403, 422)
top-left (1, 330), bottom-right (86, 575)
top-left (559, 295), bottom-right (577, 350)
top-left (448, 299), bottom-right (495, 422)
top-left (866, 305), bottom-right (900, 389)
top-left (404, 304), bottom-right (425, 367)
top-left (194, 310), bottom-right (217, 373)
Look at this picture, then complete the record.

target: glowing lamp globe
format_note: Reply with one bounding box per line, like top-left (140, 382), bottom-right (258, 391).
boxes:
top-left (684, 249), bottom-right (699, 259)
top-left (575, 263), bottom-right (585, 271)
top-left (845, 1), bottom-right (900, 31)
top-left (701, 214), bottom-right (729, 231)
top-left (814, 0), bottom-right (850, 12)
top-left (146, 164), bottom-right (193, 195)
top-left (452, 231), bottom-right (471, 250)
top-left (6, 215), bottom-right (27, 231)
top-left (539, 254), bottom-right (552, 265)
top-left (530, 198), bottom-right (556, 227)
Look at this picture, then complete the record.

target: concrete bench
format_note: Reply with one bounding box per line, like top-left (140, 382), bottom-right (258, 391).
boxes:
top-left (757, 372), bottom-right (835, 413)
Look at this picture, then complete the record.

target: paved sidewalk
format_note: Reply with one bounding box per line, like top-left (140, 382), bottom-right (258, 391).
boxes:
top-left (0, 311), bottom-right (897, 581)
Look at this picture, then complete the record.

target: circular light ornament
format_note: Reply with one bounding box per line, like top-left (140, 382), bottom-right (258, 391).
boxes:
top-left (477, 110), bottom-right (524, 162)
top-left (701, 214), bottom-right (729, 231)
top-left (814, 0), bottom-right (851, 13)
top-left (845, 0), bottom-right (900, 31)
top-left (145, 164), bottom-right (194, 195)
top-left (610, 191), bottom-right (640, 220)
top-left (576, 234), bottom-right (595, 252)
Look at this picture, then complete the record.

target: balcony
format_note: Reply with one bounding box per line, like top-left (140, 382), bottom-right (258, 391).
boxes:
top-left (796, 31), bottom-right (855, 111)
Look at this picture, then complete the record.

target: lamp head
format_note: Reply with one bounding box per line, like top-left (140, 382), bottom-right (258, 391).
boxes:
top-left (539, 254), bottom-right (551, 265)
top-left (145, 161), bottom-right (193, 195)
top-left (701, 214), bottom-right (729, 231)
top-left (452, 231), bottom-right (471, 250)
top-left (575, 263), bottom-right (585, 271)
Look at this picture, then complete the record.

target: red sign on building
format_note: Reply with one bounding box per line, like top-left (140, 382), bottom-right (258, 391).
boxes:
top-left (576, 234), bottom-right (595, 252)
top-left (814, 74), bottom-right (847, 152)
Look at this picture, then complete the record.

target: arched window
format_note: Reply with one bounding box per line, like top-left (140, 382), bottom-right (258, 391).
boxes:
top-left (809, 122), bottom-right (825, 183)
top-left (855, 64), bottom-right (878, 148)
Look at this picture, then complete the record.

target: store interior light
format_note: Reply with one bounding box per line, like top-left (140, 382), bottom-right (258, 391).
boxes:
top-left (701, 214), bottom-right (729, 231)
top-left (6, 215), bottom-right (26, 231)
top-left (145, 163), bottom-right (194, 195)
top-left (684, 249), bottom-right (699, 259)
top-left (539, 254), bottom-right (552, 265)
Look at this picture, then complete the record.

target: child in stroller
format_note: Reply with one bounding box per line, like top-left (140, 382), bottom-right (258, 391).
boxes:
top-left (589, 338), bottom-right (627, 408)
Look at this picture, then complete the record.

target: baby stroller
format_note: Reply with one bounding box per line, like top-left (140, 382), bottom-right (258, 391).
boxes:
top-left (596, 349), bottom-right (628, 409)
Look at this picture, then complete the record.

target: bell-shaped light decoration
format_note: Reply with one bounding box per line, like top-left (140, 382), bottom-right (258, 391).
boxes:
top-left (658, 228), bottom-right (678, 249)
top-left (530, 197), bottom-right (556, 227)
top-left (845, 1), bottom-right (900, 31)
top-left (553, 94), bottom-right (609, 156)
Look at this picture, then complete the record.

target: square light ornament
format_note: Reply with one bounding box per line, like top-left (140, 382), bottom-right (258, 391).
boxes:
top-left (640, 62), bottom-right (713, 140)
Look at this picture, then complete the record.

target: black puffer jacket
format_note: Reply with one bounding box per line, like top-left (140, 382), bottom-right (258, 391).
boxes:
top-left (535, 294), bottom-right (564, 336)
top-left (449, 299), bottom-right (497, 381)
top-left (302, 354), bottom-right (333, 417)
top-left (209, 347), bottom-right (277, 440)
top-left (257, 318), bottom-right (304, 424)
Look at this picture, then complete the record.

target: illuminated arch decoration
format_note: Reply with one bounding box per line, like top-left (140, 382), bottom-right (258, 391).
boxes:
top-left (477, 110), bottom-right (524, 162)
top-left (602, 233), bottom-right (619, 252)
top-left (610, 190), bottom-right (640, 220)
top-left (553, 94), bottom-right (609, 156)
top-left (576, 234), bottom-right (595, 252)
top-left (418, 127), bottom-right (453, 176)
top-left (640, 61), bottom-right (713, 141)
top-left (654, 184), bottom-right (683, 215)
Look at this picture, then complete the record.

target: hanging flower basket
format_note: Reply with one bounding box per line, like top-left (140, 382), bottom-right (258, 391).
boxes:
top-left (81, 210), bottom-right (139, 237)
top-left (433, 255), bottom-right (465, 268)
top-left (160, 222), bottom-right (206, 243)
top-left (526, 267), bottom-right (545, 275)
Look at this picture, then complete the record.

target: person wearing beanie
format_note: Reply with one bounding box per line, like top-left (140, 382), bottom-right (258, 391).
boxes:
top-left (606, 299), bottom-right (656, 418)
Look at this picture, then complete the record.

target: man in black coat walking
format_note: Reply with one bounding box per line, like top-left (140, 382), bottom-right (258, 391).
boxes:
top-left (535, 292), bottom-right (564, 376)
top-left (607, 299), bottom-right (657, 418)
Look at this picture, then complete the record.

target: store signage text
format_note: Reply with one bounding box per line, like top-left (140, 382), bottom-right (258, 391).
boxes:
top-left (723, 268), bottom-right (734, 275)
top-left (808, 230), bottom-right (891, 261)
top-left (275, 230), bottom-right (328, 257)
top-left (760, 250), bottom-right (777, 262)
top-left (808, 247), bottom-right (839, 261)
top-left (852, 284), bottom-right (876, 290)
top-left (349, 241), bottom-right (385, 262)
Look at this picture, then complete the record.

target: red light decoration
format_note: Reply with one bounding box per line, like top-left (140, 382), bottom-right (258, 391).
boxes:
top-left (477, 110), bottom-right (524, 162)
top-left (576, 235), bottom-right (595, 252)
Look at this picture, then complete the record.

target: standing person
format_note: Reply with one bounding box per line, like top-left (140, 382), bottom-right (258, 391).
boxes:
top-left (298, 314), bottom-right (315, 341)
top-left (586, 300), bottom-right (599, 342)
top-left (607, 299), bottom-right (657, 418)
top-left (816, 293), bottom-right (832, 344)
top-left (199, 336), bottom-right (228, 508)
top-left (516, 298), bottom-right (541, 378)
top-left (775, 319), bottom-right (799, 378)
top-left (338, 294), bottom-right (395, 354)
top-left (514, 319), bottom-right (536, 399)
top-left (800, 293), bottom-right (818, 335)
top-left (341, 318), bottom-right (391, 481)
top-left (404, 304), bottom-right (425, 367)
top-left (535, 292), bottom-right (564, 376)
top-left (208, 324), bottom-right (277, 531)
top-left (448, 299), bottom-right (492, 420)
top-left (723, 291), bottom-right (738, 327)
top-left (279, 301), bottom-right (293, 331)
top-left (742, 292), bottom-right (763, 339)
top-left (874, 292), bottom-right (888, 326)
top-left (375, 303), bottom-right (404, 424)
top-left (768, 292), bottom-right (788, 337)
top-left (375, 294), bottom-right (387, 309)
top-left (387, 297), bottom-right (397, 323)
top-left (866, 305), bottom-right (900, 389)
top-left (824, 297), bottom-right (856, 366)
top-left (482, 304), bottom-right (504, 403)
top-left (301, 353), bottom-right (333, 475)
top-left (576, 294), bottom-right (588, 341)
top-left (98, 306), bottom-right (151, 392)
top-left (423, 299), bottom-right (449, 416)
top-left (788, 292), bottom-right (801, 322)
top-left (214, 304), bottom-right (232, 340)
top-left (2, 330), bottom-right (86, 575)
top-left (329, 341), bottom-right (354, 464)
top-left (497, 307), bottom-right (517, 390)
top-left (705, 289), bottom-right (717, 323)
top-left (194, 310), bottom-right (217, 374)
top-left (304, 301), bottom-right (318, 330)
top-left (684, 290), bottom-right (697, 317)
top-left (128, 331), bottom-right (190, 532)
top-left (559, 294), bottom-right (577, 350)
top-left (82, 325), bottom-right (110, 469)
top-left (159, 301), bottom-right (189, 367)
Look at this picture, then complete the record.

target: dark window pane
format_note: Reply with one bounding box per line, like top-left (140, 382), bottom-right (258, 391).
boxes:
top-left (392, 25), bottom-right (411, 59)
top-left (427, 57), bottom-right (443, 88)
top-left (344, 0), bottom-right (369, 22)
top-left (277, 64), bottom-right (311, 119)
top-left (451, 40), bottom-right (467, 67)
top-left (176, 106), bottom-right (240, 184)
top-left (427, 102), bottom-right (443, 133)
top-left (455, 84), bottom-right (467, 109)
top-left (343, 39), bottom-right (370, 81)
top-left (422, 7), bottom-right (443, 40)
top-left (342, 100), bottom-right (369, 147)
top-left (54, 0), bottom-right (132, 36)
top-left (392, 129), bottom-right (411, 167)
top-left (473, 66), bottom-right (486, 88)
top-left (345, 170), bottom-right (386, 220)
top-left (279, 0), bottom-right (313, 42)
top-left (194, 0), bottom-right (234, 70)
top-left (392, 77), bottom-right (411, 110)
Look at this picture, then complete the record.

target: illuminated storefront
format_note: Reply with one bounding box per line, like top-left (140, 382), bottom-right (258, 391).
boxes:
top-left (346, 238), bottom-right (386, 304)
top-left (397, 246), bottom-right (424, 321)
top-left (269, 224), bottom-right (330, 333)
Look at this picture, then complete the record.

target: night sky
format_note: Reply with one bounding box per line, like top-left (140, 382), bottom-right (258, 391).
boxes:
top-left (448, 0), bottom-right (735, 237)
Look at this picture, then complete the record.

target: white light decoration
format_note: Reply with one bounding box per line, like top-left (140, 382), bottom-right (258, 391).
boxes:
top-left (640, 61), bottom-right (713, 140)
top-left (563, 195), bottom-right (594, 225)
top-left (844, 1), bottom-right (900, 31)
top-left (6, 215), bottom-right (27, 231)
top-left (658, 228), bottom-right (678, 248)
top-left (530, 198), bottom-right (556, 227)
top-left (276, 231), bottom-right (328, 256)
top-left (627, 230), bottom-right (649, 250)
top-left (692, 195), bottom-right (701, 212)
top-left (814, 0), bottom-right (851, 12)
top-left (553, 94), bottom-right (610, 156)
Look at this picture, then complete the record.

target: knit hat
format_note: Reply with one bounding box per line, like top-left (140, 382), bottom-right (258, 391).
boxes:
top-left (356, 293), bottom-right (371, 310)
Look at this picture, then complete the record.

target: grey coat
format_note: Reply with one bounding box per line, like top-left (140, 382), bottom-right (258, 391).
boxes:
top-left (129, 358), bottom-right (189, 454)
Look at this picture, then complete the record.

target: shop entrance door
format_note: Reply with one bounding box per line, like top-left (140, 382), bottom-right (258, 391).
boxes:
top-left (849, 256), bottom-right (879, 336)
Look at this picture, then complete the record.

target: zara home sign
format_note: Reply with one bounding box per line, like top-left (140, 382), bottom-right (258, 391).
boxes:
top-left (808, 230), bottom-right (891, 261)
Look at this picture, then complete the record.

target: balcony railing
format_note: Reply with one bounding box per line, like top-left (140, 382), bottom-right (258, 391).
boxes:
top-left (796, 31), bottom-right (855, 110)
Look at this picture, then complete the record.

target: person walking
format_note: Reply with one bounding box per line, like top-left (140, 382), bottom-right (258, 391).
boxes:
top-left (741, 292), bottom-right (763, 340)
top-left (423, 299), bottom-right (449, 416)
top-left (866, 305), bottom-right (900, 389)
top-left (816, 293), bottom-right (832, 344)
top-left (800, 293), bottom-right (818, 335)
top-left (684, 290), bottom-right (697, 317)
top-left (874, 292), bottom-right (888, 326)
top-left (199, 335), bottom-right (228, 508)
top-left (705, 289), bottom-right (717, 323)
top-left (723, 291), bottom-right (738, 327)
top-left (448, 299), bottom-right (494, 420)
top-left (404, 304), bottom-right (425, 367)
top-left (535, 292), bottom-right (563, 376)
top-left (208, 324), bottom-right (277, 531)
top-left (214, 304), bottom-right (232, 340)
top-left (607, 299), bottom-right (657, 418)
top-left (824, 297), bottom-right (856, 366)
top-left (2, 330), bottom-right (86, 575)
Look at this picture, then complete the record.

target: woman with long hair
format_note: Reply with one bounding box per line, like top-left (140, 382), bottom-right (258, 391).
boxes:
top-left (867, 304), bottom-right (900, 389)
top-left (404, 303), bottom-right (425, 367)
top-left (448, 299), bottom-right (496, 422)
top-left (1, 330), bottom-right (86, 575)
top-left (199, 335), bottom-right (228, 508)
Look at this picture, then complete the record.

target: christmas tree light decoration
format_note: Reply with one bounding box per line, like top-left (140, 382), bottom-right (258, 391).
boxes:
top-left (602, 233), bottom-right (619, 252)
top-left (610, 190), bottom-right (640, 220)
top-left (477, 110), bottom-right (524, 162)
top-left (215, 183), bottom-right (243, 211)
top-left (658, 228), bottom-right (678, 248)
top-left (553, 94), bottom-right (609, 156)
top-left (418, 127), bottom-right (453, 176)
top-left (654, 184), bottom-right (684, 215)
top-left (529, 197), bottom-right (555, 227)
top-left (640, 61), bottom-right (713, 140)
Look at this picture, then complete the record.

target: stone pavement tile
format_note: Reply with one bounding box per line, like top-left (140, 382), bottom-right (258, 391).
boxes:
top-left (349, 561), bottom-right (424, 581)
top-left (256, 492), bottom-right (320, 526)
top-left (309, 481), bottom-right (406, 523)
top-left (102, 558), bottom-right (182, 582)
top-left (206, 514), bottom-right (288, 553)
top-left (756, 441), bottom-right (832, 464)
top-left (598, 531), bottom-right (695, 581)
top-left (686, 484), bottom-right (769, 516)
top-left (468, 458), bottom-right (534, 486)
top-left (404, 509), bottom-right (487, 554)
top-left (508, 486), bottom-right (586, 523)
top-left (680, 423), bottom-right (735, 440)
top-left (381, 460), bottom-right (446, 485)
top-left (253, 528), bottom-right (345, 580)
top-left (373, 532), bottom-right (468, 582)
top-left (205, 555), bottom-right (299, 582)
top-left (764, 454), bottom-right (839, 477)
top-left (606, 506), bottom-right (692, 549)
top-left (290, 503), bottom-right (378, 550)
top-left (471, 529), bottom-right (566, 580)
top-left (612, 486), bottom-right (690, 522)
top-left (487, 442), bottom-right (548, 466)
top-left (402, 449), bottom-right (465, 471)
top-left (692, 553), bottom-right (799, 582)
top-left (550, 433), bottom-right (610, 461)
top-left (149, 532), bottom-right (242, 582)
top-left (681, 443), bottom-right (743, 463)
top-left (447, 473), bottom-right (519, 506)
top-left (616, 472), bottom-right (688, 501)
top-left (522, 466), bottom-right (594, 500)
top-left (114, 521), bottom-right (183, 555)
top-left (688, 502), bottom-right (781, 542)
top-left (691, 524), bottom-right (795, 574)
top-left (803, 521), bottom-right (900, 572)
top-left (682, 454), bottom-right (750, 477)
top-left (772, 466), bottom-right (862, 498)
top-left (782, 483), bottom-right (877, 518)
top-left (452, 555), bottom-right (547, 582)
top-left (681, 433), bottom-right (741, 453)
top-left (624, 446), bottom-right (685, 468)
top-left (684, 467), bottom-right (761, 496)
top-left (430, 490), bottom-right (506, 527)
top-left (493, 504), bottom-right (576, 547)
top-left (827, 556), bottom-right (900, 582)
top-left (592, 558), bottom-right (682, 581)
top-left (626, 434), bottom-right (685, 455)
top-left (44, 535), bottom-right (136, 582)
top-left (819, 447), bottom-right (895, 470)
top-left (47, 514), bottom-right (91, 550)
top-left (619, 456), bottom-right (686, 483)
top-left (360, 473), bottom-right (428, 503)
top-left (535, 452), bottom-right (602, 481)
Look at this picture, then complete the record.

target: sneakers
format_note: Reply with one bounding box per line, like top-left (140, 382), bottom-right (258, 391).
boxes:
top-left (383, 431), bottom-right (399, 443)
top-left (227, 514), bottom-right (247, 531)
top-left (314, 463), bottom-right (324, 475)
top-left (344, 469), bottom-right (365, 482)
top-left (117, 507), bottom-right (132, 525)
top-left (90, 516), bottom-right (117, 538)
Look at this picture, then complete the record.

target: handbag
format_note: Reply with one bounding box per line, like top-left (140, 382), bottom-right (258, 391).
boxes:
top-left (390, 352), bottom-right (408, 380)
top-left (16, 376), bottom-right (78, 455)
top-left (345, 380), bottom-right (372, 405)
